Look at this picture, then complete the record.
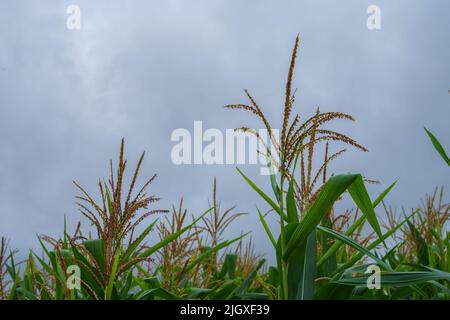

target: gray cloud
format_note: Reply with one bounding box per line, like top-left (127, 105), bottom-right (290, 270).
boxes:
top-left (0, 1), bottom-right (449, 262)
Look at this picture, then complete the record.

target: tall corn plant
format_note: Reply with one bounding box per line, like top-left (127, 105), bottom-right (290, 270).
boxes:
top-left (33, 139), bottom-right (211, 300)
top-left (227, 36), bottom-right (450, 299)
top-left (226, 35), bottom-right (380, 299)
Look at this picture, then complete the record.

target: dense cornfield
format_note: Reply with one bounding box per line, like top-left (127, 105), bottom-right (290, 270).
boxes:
top-left (0, 37), bottom-right (448, 300)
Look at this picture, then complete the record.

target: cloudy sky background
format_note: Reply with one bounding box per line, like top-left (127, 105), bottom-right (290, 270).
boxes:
top-left (0, 1), bottom-right (449, 261)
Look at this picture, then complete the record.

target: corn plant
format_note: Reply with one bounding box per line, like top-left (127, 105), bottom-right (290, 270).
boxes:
top-left (228, 36), bottom-right (450, 300)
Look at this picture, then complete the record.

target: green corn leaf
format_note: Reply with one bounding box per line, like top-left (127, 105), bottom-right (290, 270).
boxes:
top-left (37, 237), bottom-right (66, 285)
top-left (235, 258), bottom-right (266, 296)
top-left (238, 292), bottom-right (269, 300)
top-left (145, 276), bottom-right (162, 289)
top-left (317, 226), bottom-right (391, 271)
top-left (184, 233), bottom-right (248, 275)
top-left (318, 180), bottom-right (397, 267)
top-left (313, 281), bottom-right (354, 300)
top-left (136, 288), bottom-right (180, 300)
top-left (105, 249), bottom-right (121, 300)
top-left (185, 288), bottom-right (213, 299)
top-left (405, 217), bottom-right (429, 265)
top-left (123, 219), bottom-right (158, 260)
top-left (425, 127), bottom-right (450, 166)
top-left (284, 174), bottom-right (359, 261)
top-left (70, 243), bottom-right (105, 298)
top-left (335, 271), bottom-right (450, 288)
top-left (268, 266), bottom-right (279, 288)
top-left (334, 210), bottom-right (419, 275)
top-left (317, 217), bottom-right (338, 277)
top-left (347, 175), bottom-right (383, 240)
top-left (84, 239), bottom-right (106, 273)
top-left (286, 177), bottom-right (299, 224)
top-left (33, 254), bottom-right (53, 276)
top-left (287, 230), bottom-right (317, 300)
top-left (286, 150), bottom-right (300, 224)
top-left (8, 269), bottom-right (21, 300)
top-left (6, 250), bottom-right (17, 280)
top-left (237, 167), bottom-right (283, 219)
top-left (218, 254), bottom-right (238, 280)
top-left (105, 185), bottom-right (113, 215)
top-left (257, 208), bottom-right (276, 248)
top-left (268, 159), bottom-right (281, 202)
top-left (118, 271), bottom-right (134, 299)
top-left (212, 280), bottom-right (240, 300)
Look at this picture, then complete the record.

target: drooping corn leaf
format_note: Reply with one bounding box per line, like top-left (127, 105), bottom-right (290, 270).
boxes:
top-left (335, 270), bottom-right (450, 288)
top-left (425, 127), bottom-right (450, 166)
top-left (283, 174), bottom-right (360, 261)
top-left (347, 175), bottom-right (382, 240)
top-left (334, 210), bottom-right (419, 275)
top-left (237, 167), bottom-right (283, 218)
top-left (318, 180), bottom-right (397, 267)
top-left (317, 226), bottom-right (390, 270)
top-left (257, 208), bottom-right (276, 248)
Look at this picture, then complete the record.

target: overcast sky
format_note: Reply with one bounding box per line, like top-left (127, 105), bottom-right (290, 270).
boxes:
top-left (0, 1), bottom-right (449, 261)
